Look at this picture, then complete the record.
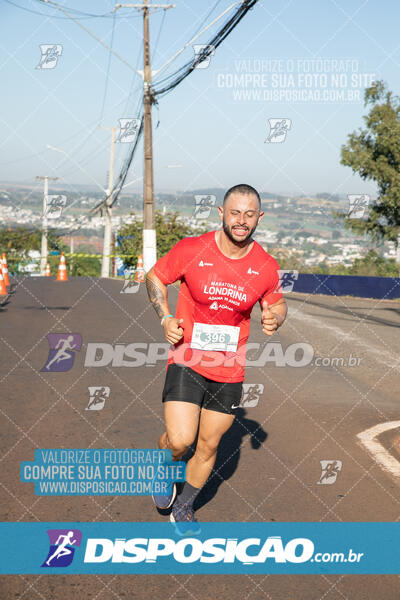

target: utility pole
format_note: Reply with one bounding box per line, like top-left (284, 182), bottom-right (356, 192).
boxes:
top-left (45, 0), bottom-right (253, 277)
top-left (36, 175), bottom-right (58, 275)
top-left (70, 235), bottom-right (74, 274)
top-left (101, 126), bottom-right (116, 278)
top-left (142, 0), bottom-right (156, 273)
top-left (115, 2), bottom-right (174, 272)
top-left (112, 232), bottom-right (116, 276)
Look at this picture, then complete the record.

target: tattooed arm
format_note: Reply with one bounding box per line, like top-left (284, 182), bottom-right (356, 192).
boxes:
top-left (146, 267), bottom-right (184, 344)
top-left (145, 267), bottom-right (170, 320)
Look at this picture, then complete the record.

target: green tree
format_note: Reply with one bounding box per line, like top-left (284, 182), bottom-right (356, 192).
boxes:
top-left (70, 256), bottom-right (101, 277)
top-left (339, 80), bottom-right (400, 247)
top-left (117, 210), bottom-right (202, 267)
top-left (0, 227), bottom-right (67, 274)
top-left (0, 227), bottom-right (103, 276)
top-left (348, 250), bottom-right (398, 277)
top-left (270, 250), bottom-right (305, 271)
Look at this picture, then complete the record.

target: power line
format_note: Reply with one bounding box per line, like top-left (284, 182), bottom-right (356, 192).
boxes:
top-left (110, 113), bottom-right (144, 208)
top-left (3, 0), bottom-right (108, 18)
top-left (3, 0), bottom-right (142, 19)
top-left (0, 119), bottom-right (105, 167)
top-left (91, 108), bottom-right (144, 214)
top-left (37, 0), bottom-right (143, 76)
top-left (113, 40), bottom-right (144, 174)
top-left (99, 10), bottom-right (117, 124)
top-left (190, 0), bottom-right (224, 39)
top-left (88, 0), bottom-right (259, 262)
top-left (152, 6), bottom-right (166, 58)
top-left (4, 1), bottom-right (259, 272)
top-left (153, 0), bottom-right (258, 97)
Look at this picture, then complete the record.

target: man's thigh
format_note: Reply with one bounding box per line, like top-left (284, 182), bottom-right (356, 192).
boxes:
top-left (197, 407), bottom-right (235, 448)
top-left (164, 401), bottom-right (201, 448)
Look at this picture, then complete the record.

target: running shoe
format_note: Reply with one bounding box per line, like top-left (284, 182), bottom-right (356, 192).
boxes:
top-left (151, 477), bottom-right (176, 510)
top-left (170, 499), bottom-right (201, 536)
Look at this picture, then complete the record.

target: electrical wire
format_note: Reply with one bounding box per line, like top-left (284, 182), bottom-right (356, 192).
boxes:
top-left (110, 111), bottom-right (144, 209)
top-left (99, 10), bottom-right (117, 124)
top-left (91, 1), bottom-right (259, 216)
top-left (3, 0), bottom-right (142, 19)
top-left (4, 0), bottom-right (259, 234)
top-left (3, 0), bottom-right (106, 19)
top-left (111, 112), bottom-right (144, 208)
top-left (153, 0), bottom-right (258, 98)
top-left (190, 0), bottom-right (224, 40)
top-left (32, 0), bottom-right (143, 76)
top-left (113, 45), bottom-right (143, 174)
top-left (152, 7), bottom-right (166, 60)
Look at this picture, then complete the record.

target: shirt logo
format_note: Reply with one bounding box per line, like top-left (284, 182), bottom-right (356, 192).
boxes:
top-left (247, 267), bottom-right (259, 275)
top-left (208, 301), bottom-right (233, 312)
top-left (199, 260), bottom-right (213, 267)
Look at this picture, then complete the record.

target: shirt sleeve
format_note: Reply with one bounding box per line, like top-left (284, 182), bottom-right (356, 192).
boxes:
top-left (153, 238), bottom-right (189, 285)
top-left (259, 258), bottom-right (284, 306)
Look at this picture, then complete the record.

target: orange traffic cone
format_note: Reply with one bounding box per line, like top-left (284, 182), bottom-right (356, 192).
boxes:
top-left (1, 253), bottom-right (10, 287)
top-left (56, 252), bottom-right (68, 281)
top-left (0, 269), bottom-right (7, 296)
top-left (134, 254), bottom-right (145, 282)
top-left (45, 262), bottom-right (51, 277)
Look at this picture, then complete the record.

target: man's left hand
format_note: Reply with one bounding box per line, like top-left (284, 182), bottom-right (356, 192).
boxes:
top-left (261, 300), bottom-right (282, 336)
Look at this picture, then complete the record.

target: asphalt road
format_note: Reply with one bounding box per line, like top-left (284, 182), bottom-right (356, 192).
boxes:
top-left (1, 276), bottom-right (399, 599)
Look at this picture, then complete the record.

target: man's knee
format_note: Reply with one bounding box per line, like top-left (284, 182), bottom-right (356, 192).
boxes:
top-left (195, 435), bottom-right (220, 461)
top-left (167, 432), bottom-right (194, 456)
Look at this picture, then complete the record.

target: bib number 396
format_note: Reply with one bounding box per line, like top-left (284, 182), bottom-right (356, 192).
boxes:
top-left (190, 322), bottom-right (239, 352)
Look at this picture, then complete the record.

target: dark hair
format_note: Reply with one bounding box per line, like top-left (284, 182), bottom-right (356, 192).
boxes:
top-left (223, 183), bottom-right (261, 206)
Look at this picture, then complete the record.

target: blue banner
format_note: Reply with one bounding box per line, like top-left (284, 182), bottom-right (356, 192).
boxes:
top-left (293, 273), bottom-right (400, 299)
top-left (1, 522), bottom-right (399, 574)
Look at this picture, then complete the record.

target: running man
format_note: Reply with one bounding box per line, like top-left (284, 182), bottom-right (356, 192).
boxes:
top-left (45, 335), bottom-right (76, 371)
top-left (45, 531), bottom-right (77, 566)
top-left (87, 387), bottom-right (108, 410)
top-left (146, 184), bottom-right (287, 534)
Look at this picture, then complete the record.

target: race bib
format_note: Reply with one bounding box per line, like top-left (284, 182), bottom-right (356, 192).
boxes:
top-left (190, 322), bottom-right (240, 352)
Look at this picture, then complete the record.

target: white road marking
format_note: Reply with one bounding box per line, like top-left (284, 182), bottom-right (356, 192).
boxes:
top-left (289, 310), bottom-right (399, 369)
top-left (357, 421), bottom-right (400, 479)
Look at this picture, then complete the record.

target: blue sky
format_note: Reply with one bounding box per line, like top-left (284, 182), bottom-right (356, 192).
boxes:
top-left (1, 0), bottom-right (399, 196)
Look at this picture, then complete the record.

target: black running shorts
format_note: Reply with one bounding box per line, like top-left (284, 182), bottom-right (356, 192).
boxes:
top-left (162, 363), bottom-right (243, 415)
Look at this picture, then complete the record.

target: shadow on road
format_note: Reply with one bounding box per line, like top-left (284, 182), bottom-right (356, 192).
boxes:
top-left (194, 408), bottom-right (268, 511)
top-left (153, 409), bottom-right (268, 517)
top-left (22, 306), bottom-right (72, 310)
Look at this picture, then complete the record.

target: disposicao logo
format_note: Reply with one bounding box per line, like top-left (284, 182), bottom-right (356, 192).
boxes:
top-left (41, 333), bottom-right (82, 372)
top-left (83, 536), bottom-right (314, 564)
top-left (42, 529), bottom-right (82, 567)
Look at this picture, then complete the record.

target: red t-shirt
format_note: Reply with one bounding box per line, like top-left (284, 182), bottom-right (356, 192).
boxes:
top-left (153, 230), bottom-right (283, 383)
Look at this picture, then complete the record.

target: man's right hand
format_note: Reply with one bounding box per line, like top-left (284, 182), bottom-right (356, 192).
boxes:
top-left (163, 317), bottom-right (184, 345)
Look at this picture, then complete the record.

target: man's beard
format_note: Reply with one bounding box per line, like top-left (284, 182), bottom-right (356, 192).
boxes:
top-left (222, 217), bottom-right (257, 246)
